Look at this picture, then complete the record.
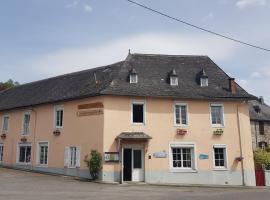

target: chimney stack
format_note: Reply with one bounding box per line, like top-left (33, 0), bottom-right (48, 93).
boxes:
top-left (259, 96), bottom-right (264, 104)
top-left (229, 78), bottom-right (237, 94)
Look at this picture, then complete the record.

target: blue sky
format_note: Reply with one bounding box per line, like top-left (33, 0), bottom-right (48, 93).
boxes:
top-left (0, 0), bottom-right (269, 103)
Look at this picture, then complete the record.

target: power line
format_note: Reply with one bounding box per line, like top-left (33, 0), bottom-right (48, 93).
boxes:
top-left (126, 0), bottom-right (270, 52)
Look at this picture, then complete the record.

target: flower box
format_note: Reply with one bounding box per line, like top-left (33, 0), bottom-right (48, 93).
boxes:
top-left (0, 133), bottom-right (7, 139)
top-left (21, 137), bottom-right (27, 143)
top-left (213, 129), bottom-right (224, 136)
top-left (177, 129), bottom-right (187, 135)
top-left (53, 130), bottom-right (61, 136)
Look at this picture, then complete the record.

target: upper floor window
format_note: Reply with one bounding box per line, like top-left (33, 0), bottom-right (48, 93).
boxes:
top-left (174, 103), bottom-right (188, 125)
top-left (54, 106), bottom-right (64, 128)
top-left (169, 69), bottom-right (178, 86)
top-left (129, 68), bottom-right (138, 84)
top-left (22, 112), bottom-right (31, 135)
top-left (199, 69), bottom-right (208, 87)
top-left (213, 145), bottom-right (227, 169)
top-left (259, 121), bottom-right (264, 135)
top-left (2, 115), bottom-right (9, 132)
top-left (210, 104), bottom-right (224, 126)
top-left (132, 100), bottom-right (145, 124)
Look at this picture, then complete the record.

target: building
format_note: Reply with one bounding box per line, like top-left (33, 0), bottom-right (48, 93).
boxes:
top-left (249, 97), bottom-right (270, 150)
top-left (0, 53), bottom-right (256, 186)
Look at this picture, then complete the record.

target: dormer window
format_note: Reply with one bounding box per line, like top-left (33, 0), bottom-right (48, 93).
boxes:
top-left (199, 69), bottom-right (208, 87)
top-left (129, 68), bottom-right (138, 84)
top-left (170, 69), bottom-right (178, 86)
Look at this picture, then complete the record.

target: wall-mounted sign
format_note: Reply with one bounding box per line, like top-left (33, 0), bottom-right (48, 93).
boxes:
top-left (77, 109), bottom-right (103, 117)
top-left (78, 102), bottom-right (104, 110)
top-left (104, 152), bottom-right (119, 162)
top-left (153, 151), bottom-right (167, 158)
top-left (199, 154), bottom-right (209, 160)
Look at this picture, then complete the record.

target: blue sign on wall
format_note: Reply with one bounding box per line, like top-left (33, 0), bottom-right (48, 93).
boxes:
top-left (199, 154), bottom-right (209, 160)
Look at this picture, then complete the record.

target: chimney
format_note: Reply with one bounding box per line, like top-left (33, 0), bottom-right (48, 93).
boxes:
top-left (259, 96), bottom-right (264, 104)
top-left (229, 78), bottom-right (237, 94)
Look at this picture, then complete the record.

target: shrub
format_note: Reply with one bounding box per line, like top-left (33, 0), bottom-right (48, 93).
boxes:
top-left (254, 149), bottom-right (270, 170)
top-left (84, 150), bottom-right (102, 180)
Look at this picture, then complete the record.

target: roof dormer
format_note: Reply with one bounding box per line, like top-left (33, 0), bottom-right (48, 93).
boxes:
top-left (199, 69), bottom-right (208, 87)
top-left (129, 68), bottom-right (138, 84)
top-left (169, 69), bottom-right (178, 86)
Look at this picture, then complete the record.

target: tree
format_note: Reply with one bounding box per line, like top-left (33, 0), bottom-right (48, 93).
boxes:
top-left (0, 79), bottom-right (19, 91)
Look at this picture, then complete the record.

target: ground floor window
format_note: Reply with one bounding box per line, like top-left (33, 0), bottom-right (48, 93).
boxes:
top-left (213, 145), bottom-right (227, 169)
top-left (18, 144), bottom-right (31, 164)
top-left (170, 143), bottom-right (195, 171)
top-left (0, 144), bottom-right (3, 162)
top-left (38, 142), bottom-right (48, 165)
top-left (64, 146), bottom-right (80, 168)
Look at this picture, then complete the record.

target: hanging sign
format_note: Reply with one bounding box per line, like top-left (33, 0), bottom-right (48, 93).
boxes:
top-left (153, 151), bottom-right (167, 158)
top-left (104, 152), bottom-right (119, 162)
top-left (199, 154), bottom-right (209, 160)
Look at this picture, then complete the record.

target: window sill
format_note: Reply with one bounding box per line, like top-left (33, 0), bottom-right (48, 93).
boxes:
top-left (211, 125), bottom-right (225, 128)
top-left (131, 123), bottom-right (145, 126)
top-left (170, 169), bottom-right (197, 173)
top-left (174, 124), bottom-right (188, 127)
top-left (54, 127), bottom-right (63, 129)
top-left (213, 168), bottom-right (228, 171)
top-left (36, 164), bottom-right (48, 168)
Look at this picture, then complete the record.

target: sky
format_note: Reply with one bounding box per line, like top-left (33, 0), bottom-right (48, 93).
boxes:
top-left (0, 0), bottom-right (269, 103)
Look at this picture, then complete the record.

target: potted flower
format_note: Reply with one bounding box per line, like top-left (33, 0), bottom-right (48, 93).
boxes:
top-left (0, 133), bottom-right (7, 139)
top-left (53, 130), bottom-right (61, 136)
top-left (213, 129), bottom-right (224, 136)
top-left (21, 137), bottom-right (27, 143)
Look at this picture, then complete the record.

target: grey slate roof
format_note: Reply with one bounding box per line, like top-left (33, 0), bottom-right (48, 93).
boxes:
top-left (0, 53), bottom-right (255, 111)
top-left (249, 100), bottom-right (270, 121)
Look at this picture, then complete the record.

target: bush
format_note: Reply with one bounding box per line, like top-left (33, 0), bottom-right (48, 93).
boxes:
top-left (254, 149), bottom-right (270, 170)
top-left (84, 150), bottom-right (102, 180)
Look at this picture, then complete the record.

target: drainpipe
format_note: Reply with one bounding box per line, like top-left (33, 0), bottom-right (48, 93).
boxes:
top-left (31, 108), bottom-right (38, 169)
top-left (236, 102), bottom-right (245, 186)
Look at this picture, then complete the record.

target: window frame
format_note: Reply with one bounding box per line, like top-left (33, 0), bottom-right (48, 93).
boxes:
top-left (64, 146), bottom-right (81, 168)
top-left (170, 76), bottom-right (178, 86)
top-left (129, 74), bottom-right (138, 84)
top-left (212, 144), bottom-right (228, 170)
top-left (174, 103), bottom-right (188, 126)
top-left (259, 121), bottom-right (265, 135)
top-left (37, 141), bottom-right (49, 167)
top-left (131, 100), bottom-right (146, 125)
top-left (54, 105), bottom-right (64, 129)
top-left (169, 142), bottom-right (197, 173)
top-left (21, 111), bottom-right (31, 135)
top-left (210, 103), bottom-right (225, 127)
top-left (0, 144), bottom-right (3, 163)
top-left (2, 114), bottom-right (10, 133)
top-left (200, 77), bottom-right (209, 87)
top-left (17, 143), bottom-right (32, 165)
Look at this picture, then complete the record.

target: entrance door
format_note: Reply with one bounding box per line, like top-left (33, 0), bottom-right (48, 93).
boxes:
top-left (123, 148), bottom-right (144, 182)
top-left (132, 149), bottom-right (144, 182)
top-left (123, 148), bottom-right (132, 181)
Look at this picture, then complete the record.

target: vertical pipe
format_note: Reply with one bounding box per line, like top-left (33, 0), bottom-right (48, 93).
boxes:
top-left (237, 102), bottom-right (245, 186)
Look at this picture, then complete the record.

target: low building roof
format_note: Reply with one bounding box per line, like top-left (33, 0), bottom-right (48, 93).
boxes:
top-left (249, 100), bottom-right (270, 122)
top-left (0, 53), bottom-right (255, 111)
top-left (117, 132), bottom-right (152, 140)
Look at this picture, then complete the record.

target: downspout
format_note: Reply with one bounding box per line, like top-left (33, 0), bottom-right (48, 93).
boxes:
top-left (236, 102), bottom-right (245, 186)
top-left (31, 108), bottom-right (38, 169)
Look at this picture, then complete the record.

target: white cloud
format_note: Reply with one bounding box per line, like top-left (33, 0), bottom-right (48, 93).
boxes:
top-left (66, 1), bottom-right (79, 8)
top-left (236, 0), bottom-right (267, 9)
top-left (83, 4), bottom-right (93, 13)
top-left (202, 12), bottom-right (214, 22)
top-left (251, 71), bottom-right (263, 78)
top-left (27, 32), bottom-right (238, 77)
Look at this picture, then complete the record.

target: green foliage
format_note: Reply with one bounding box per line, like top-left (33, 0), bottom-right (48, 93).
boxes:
top-left (0, 79), bottom-right (19, 91)
top-left (84, 150), bottom-right (102, 180)
top-left (254, 149), bottom-right (270, 170)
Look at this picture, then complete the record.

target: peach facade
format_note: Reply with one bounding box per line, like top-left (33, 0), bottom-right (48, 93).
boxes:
top-left (0, 95), bottom-right (256, 186)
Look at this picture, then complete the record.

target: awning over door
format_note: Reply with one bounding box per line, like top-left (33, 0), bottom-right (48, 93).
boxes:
top-left (116, 132), bottom-right (152, 140)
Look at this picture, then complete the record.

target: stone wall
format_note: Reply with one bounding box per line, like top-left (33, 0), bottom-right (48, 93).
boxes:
top-left (251, 121), bottom-right (270, 150)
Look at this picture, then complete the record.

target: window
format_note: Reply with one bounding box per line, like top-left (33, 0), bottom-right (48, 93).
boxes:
top-left (22, 112), bottom-right (31, 135)
top-left (174, 104), bottom-right (188, 125)
top-left (170, 143), bottom-right (196, 171)
top-left (210, 104), bottom-right (224, 126)
top-left (259, 121), bottom-right (265, 135)
top-left (259, 141), bottom-right (268, 150)
top-left (38, 142), bottom-right (48, 165)
top-left (0, 144), bottom-right (3, 162)
top-left (213, 145), bottom-right (227, 169)
top-left (200, 77), bottom-right (208, 87)
top-left (132, 101), bottom-right (145, 124)
top-left (2, 115), bottom-right (9, 132)
top-left (18, 144), bottom-right (31, 164)
top-left (130, 74), bottom-right (138, 84)
top-left (170, 77), bottom-right (178, 86)
top-left (54, 106), bottom-right (64, 128)
top-left (64, 146), bottom-right (80, 168)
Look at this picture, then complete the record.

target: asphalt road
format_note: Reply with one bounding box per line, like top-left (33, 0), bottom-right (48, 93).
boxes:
top-left (0, 167), bottom-right (269, 200)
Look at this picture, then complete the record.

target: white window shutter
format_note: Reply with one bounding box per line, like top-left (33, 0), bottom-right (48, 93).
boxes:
top-left (76, 147), bottom-right (80, 168)
top-left (64, 147), bottom-right (70, 167)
